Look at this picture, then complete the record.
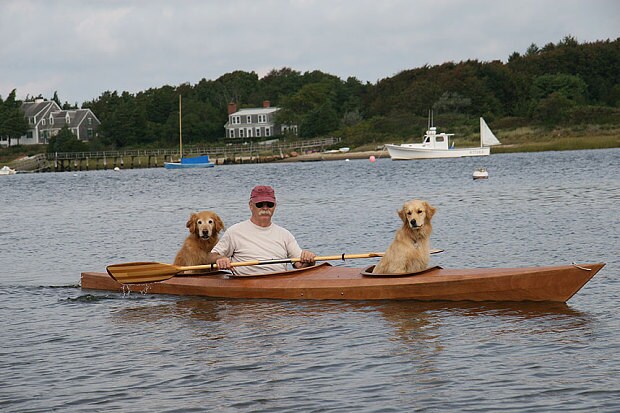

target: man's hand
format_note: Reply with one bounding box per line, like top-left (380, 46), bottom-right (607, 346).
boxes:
top-left (295, 250), bottom-right (316, 268)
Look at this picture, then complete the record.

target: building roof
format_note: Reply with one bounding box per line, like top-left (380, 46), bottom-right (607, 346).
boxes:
top-left (232, 107), bottom-right (279, 116)
top-left (21, 101), bottom-right (61, 118)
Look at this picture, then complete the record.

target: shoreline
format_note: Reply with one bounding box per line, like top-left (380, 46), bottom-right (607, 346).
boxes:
top-left (275, 150), bottom-right (389, 163)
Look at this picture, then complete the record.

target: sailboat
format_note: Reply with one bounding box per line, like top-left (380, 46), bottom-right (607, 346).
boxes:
top-left (384, 116), bottom-right (501, 160)
top-left (164, 95), bottom-right (214, 169)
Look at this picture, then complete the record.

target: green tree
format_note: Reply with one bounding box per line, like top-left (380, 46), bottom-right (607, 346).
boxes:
top-left (47, 125), bottom-right (88, 153)
top-left (0, 89), bottom-right (29, 147)
top-left (533, 92), bottom-right (576, 125)
top-left (530, 73), bottom-right (588, 103)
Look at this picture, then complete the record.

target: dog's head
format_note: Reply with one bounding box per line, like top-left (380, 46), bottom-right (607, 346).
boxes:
top-left (398, 199), bottom-right (436, 230)
top-left (186, 210), bottom-right (224, 240)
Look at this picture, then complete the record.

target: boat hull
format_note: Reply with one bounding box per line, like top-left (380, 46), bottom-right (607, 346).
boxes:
top-left (165, 155), bottom-right (214, 169)
top-left (385, 144), bottom-right (490, 160)
top-left (164, 162), bottom-right (215, 169)
top-left (81, 262), bottom-right (605, 302)
top-left (164, 162), bottom-right (214, 169)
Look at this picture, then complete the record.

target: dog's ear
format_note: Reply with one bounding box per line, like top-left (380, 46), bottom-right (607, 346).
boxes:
top-left (424, 202), bottom-right (436, 220)
top-left (186, 213), bottom-right (197, 234)
top-left (214, 214), bottom-right (225, 233)
top-left (397, 207), bottom-right (407, 223)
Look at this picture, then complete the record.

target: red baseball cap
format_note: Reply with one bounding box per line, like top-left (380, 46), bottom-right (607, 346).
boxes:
top-left (250, 185), bottom-right (276, 203)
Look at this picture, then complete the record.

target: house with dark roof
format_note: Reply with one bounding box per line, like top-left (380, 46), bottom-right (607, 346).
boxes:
top-left (0, 98), bottom-right (101, 147)
top-left (224, 101), bottom-right (298, 140)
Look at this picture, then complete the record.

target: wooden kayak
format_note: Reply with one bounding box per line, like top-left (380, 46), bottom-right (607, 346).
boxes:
top-left (81, 262), bottom-right (605, 302)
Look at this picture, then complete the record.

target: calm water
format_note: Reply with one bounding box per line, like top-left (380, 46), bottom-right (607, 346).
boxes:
top-left (1, 148), bottom-right (619, 412)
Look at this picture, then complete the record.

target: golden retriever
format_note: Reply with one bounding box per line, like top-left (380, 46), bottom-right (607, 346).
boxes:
top-left (373, 199), bottom-right (436, 274)
top-left (174, 210), bottom-right (224, 267)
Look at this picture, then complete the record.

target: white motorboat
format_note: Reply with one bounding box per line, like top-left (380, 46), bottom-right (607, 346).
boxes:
top-left (472, 167), bottom-right (489, 180)
top-left (0, 166), bottom-right (17, 175)
top-left (385, 117), bottom-right (501, 160)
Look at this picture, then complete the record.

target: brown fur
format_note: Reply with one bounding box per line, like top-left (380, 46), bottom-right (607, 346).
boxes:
top-left (373, 199), bottom-right (436, 274)
top-left (173, 210), bottom-right (224, 267)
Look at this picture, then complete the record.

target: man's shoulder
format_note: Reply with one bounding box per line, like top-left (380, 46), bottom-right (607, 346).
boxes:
top-left (270, 222), bottom-right (294, 237)
top-left (227, 220), bottom-right (252, 232)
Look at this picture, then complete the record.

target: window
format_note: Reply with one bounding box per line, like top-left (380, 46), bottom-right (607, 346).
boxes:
top-left (246, 115), bottom-right (252, 124)
top-left (232, 116), bottom-right (241, 125)
top-left (229, 129), bottom-right (235, 138)
top-left (247, 128), bottom-right (253, 138)
top-left (87, 128), bottom-right (94, 138)
top-left (50, 115), bottom-right (54, 125)
top-left (88, 117), bottom-right (92, 125)
top-left (239, 129), bottom-right (244, 138)
top-left (255, 127), bottom-right (261, 137)
top-left (265, 127), bottom-right (271, 137)
top-left (258, 114), bottom-right (266, 123)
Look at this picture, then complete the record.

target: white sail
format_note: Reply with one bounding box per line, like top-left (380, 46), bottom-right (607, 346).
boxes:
top-left (480, 117), bottom-right (501, 146)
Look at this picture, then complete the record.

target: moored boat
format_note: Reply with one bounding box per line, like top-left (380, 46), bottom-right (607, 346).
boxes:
top-left (81, 262), bottom-right (605, 302)
top-left (164, 95), bottom-right (215, 169)
top-left (164, 155), bottom-right (215, 169)
top-left (473, 167), bottom-right (489, 180)
top-left (0, 165), bottom-right (17, 175)
top-left (385, 117), bottom-right (501, 160)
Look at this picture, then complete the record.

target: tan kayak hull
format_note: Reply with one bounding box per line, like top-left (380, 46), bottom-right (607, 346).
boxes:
top-left (81, 262), bottom-right (605, 302)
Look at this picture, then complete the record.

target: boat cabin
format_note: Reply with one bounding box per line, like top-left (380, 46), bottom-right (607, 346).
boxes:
top-left (400, 127), bottom-right (455, 150)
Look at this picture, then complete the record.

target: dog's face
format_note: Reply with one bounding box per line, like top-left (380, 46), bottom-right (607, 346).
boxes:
top-left (186, 211), bottom-right (224, 240)
top-left (398, 199), bottom-right (436, 230)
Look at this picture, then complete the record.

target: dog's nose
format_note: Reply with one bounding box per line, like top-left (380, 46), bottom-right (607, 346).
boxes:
top-left (410, 219), bottom-right (417, 227)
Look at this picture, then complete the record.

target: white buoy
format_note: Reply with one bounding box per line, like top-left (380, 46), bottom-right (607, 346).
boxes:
top-left (114, 167), bottom-right (120, 171)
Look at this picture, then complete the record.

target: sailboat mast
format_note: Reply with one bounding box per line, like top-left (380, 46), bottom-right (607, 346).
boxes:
top-left (179, 95), bottom-right (183, 160)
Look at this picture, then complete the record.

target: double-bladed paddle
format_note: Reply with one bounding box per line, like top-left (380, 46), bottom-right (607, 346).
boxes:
top-left (106, 249), bottom-right (444, 285)
top-left (107, 252), bottom-right (381, 285)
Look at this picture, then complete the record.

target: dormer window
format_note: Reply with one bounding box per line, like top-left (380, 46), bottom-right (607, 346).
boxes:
top-left (246, 115), bottom-right (252, 124)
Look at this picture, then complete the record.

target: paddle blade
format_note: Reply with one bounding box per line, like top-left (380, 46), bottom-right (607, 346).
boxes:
top-left (106, 262), bottom-right (180, 284)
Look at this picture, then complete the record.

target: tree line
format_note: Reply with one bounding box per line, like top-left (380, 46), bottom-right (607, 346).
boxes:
top-left (2, 35), bottom-right (619, 152)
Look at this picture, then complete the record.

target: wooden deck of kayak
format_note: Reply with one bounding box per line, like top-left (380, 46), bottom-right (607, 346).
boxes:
top-left (81, 262), bottom-right (605, 302)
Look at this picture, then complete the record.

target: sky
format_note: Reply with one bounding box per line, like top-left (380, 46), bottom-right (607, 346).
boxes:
top-left (1, 0), bottom-right (619, 106)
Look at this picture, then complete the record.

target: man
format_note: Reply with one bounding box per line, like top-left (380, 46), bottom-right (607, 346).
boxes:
top-left (208, 185), bottom-right (316, 276)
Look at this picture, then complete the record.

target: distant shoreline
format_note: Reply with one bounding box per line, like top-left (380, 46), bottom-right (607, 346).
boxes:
top-left (275, 150), bottom-right (388, 163)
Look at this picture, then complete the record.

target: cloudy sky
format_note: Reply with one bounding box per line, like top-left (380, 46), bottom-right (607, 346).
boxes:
top-left (1, 0), bottom-right (618, 105)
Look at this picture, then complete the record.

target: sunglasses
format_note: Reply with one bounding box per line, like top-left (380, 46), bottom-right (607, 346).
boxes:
top-left (255, 202), bottom-right (275, 208)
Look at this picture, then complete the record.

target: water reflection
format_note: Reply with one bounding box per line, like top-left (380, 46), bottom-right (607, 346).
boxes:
top-left (109, 296), bottom-right (592, 343)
